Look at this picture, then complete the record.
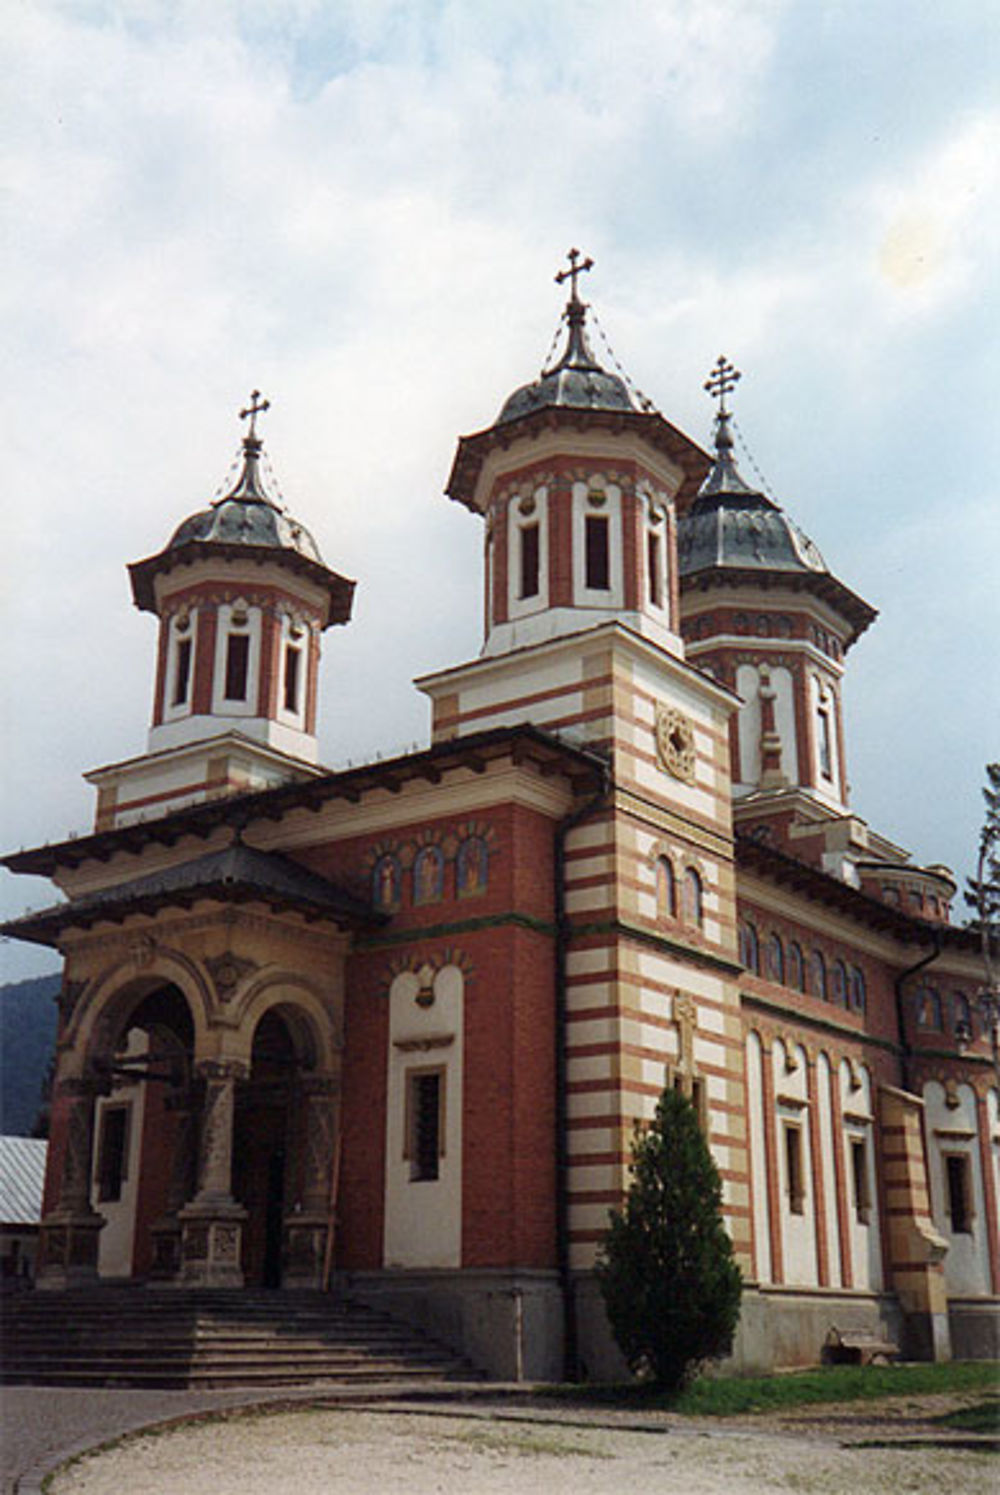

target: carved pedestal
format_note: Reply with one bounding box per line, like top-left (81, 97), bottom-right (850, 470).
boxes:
top-left (36, 1209), bottom-right (106, 1290)
top-left (282, 1212), bottom-right (330, 1290)
top-left (176, 1200), bottom-right (248, 1288)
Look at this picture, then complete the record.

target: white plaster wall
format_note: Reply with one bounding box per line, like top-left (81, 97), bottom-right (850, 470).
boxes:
top-left (383, 965), bottom-right (464, 1270)
top-left (506, 485), bottom-right (549, 622)
top-left (572, 481), bottom-right (624, 609)
top-left (746, 1031), bottom-right (772, 1284)
top-left (94, 1029), bottom-right (147, 1279)
top-left (735, 664), bottom-right (796, 791)
top-left (924, 1080), bottom-right (992, 1296)
top-left (816, 1051), bottom-right (842, 1289)
top-left (774, 1039), bottom-right (818, 1286)
top-left (211, 602), bottom-right (263, 718)
top-left (838, 1061), bottom-right (883, 1290)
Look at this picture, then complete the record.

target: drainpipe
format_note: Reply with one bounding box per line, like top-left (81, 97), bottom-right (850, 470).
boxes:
top-left (893, 930), bottom-right (942, 1094)
top-left (554, 754), bottom-right (611, 1382)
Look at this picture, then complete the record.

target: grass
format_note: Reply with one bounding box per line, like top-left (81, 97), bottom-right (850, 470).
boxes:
top-left (541, 1360), bottom-right (1000, 1416)
top-left (930, 1395), bottom-right (1000, 1435)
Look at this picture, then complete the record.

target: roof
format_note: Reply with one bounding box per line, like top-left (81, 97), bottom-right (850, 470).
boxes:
top-left (677, 410), bottom-right (876, 645)
top-left (0, 1136), bottom-right (47, 1226)
top-left (128, 429), bottom-right (356, 627)
top-left (2, 725), bottom-right (608, 879)
top-left (2, 843), bottom-right (379, 948)
top-left (735, 830), bottom-right (980, 948)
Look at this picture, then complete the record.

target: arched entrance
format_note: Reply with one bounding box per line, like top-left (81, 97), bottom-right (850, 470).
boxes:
top-left (235, 1010), bottom-right (297, 1288)
top-left (90, 982), bottom-right (196, 1280)
top-left (233, 1002), bottom-right (338, 1291)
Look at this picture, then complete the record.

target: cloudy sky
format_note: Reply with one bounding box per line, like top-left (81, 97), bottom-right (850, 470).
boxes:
top-left (2, 0), bottom-right (998, 982)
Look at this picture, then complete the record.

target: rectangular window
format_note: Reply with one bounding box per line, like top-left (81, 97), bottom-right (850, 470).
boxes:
top-left (784, 1123), bottom-right (805, 1214)
top-left (224, 633), bottom-right (250, 701)
top-left (283, 644), bottom-right (301, 713)
top-left (519, 524), bottom-right (540, 600)
top-left (945, 1153), bottom-right (972, 1233)
top-left (405, 1069), bottom-right (443, 1182)
top-left (96, 1105), bottom-right (130, 1203)
top-left (850, 1137), bottom-right (871, 1224)
top-left (817, 707), bottom-right (832, 779)
top-left (171, 638), bottom-right (192, 707)
top-left (585, 515), bottom-right (610, 590)
top-left (647, 530), bottom-right (662, 609)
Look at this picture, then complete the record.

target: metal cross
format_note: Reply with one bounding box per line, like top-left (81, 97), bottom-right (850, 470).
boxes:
top-left (704, 356), bottom-right (741, 413)
top-left (239, 390), bottom-right (270, 439)
top-left (555, 247), bottom-right (594, 299)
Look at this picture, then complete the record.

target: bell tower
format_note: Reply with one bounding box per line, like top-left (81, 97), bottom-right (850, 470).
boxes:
top-left (420, 252), bottom-right (710, 747)
top-left (677, 360), bottom-right (876, 832)
top-left (87, 394), bottom-right (355, 832)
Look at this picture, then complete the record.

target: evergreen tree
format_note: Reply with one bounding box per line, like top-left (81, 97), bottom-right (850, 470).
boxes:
top-left (965, 762), bottom-right (1000, 1080)
top-left (595, 1086), bottom-right (742, 1392)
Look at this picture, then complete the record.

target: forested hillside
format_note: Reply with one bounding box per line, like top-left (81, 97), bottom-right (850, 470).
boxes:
top-left (0, 972), bottom-right (60, 1135)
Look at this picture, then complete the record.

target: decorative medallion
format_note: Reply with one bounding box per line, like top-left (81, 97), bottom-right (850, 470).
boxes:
top-left (654, 704), bottom-right (697, 784)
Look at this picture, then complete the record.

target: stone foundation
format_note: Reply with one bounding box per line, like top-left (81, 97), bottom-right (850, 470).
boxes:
top-left (336, 1268), bottom-right (564, 1380)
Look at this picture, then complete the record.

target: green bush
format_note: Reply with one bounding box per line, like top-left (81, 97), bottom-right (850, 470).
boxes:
top-left (595, 1086), bottom-right (742, 1392)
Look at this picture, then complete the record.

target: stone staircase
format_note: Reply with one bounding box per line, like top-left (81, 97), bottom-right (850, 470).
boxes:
top-left (0, 1288), bottom-right (480, 1389)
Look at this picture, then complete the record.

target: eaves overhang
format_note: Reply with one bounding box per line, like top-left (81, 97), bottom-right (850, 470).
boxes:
top-left (681, 564), bottom-right (877, 648)
top-left (128, 541), bottom-right (356, 627)
top-left (446, 405), bottom-right (711, 515)
top-left (1, 843), bottom-right (381, 949)
top-left (736, 831), bottom-right (979, 950)
top-left (3, 725), bottom-right (609, 880)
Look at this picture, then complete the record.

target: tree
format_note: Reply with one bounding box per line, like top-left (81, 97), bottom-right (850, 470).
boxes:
top-left (965, 762), bottom-right (1000, 1085)
top-left (595, 1086), bottom-right (742, 1392)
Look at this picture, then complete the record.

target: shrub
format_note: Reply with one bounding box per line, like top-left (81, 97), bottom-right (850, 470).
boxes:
top-left (595, 1086), bottom-right (742, 1392)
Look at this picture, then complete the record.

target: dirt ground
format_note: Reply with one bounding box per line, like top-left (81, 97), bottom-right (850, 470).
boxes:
top-left (49, 1394), bottom-right (997, 1495)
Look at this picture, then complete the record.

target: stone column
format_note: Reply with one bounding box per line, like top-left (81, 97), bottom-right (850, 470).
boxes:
top-left (283, 1074), bottom-right (339, 1290)
top-left (37, 1076), bottom-right (106, 1290)
top-left (176, 1060), bottom-right (248, 1288)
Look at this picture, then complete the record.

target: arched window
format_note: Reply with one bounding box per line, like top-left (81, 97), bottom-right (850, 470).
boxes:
top-left (765, 934), bottom-right (784, 984)
top-left (952, 992), bottom-right (974, 1041)
top-left (831, 959), bottom-right (848, 1006)
top-left (810, 950), bottom-right (827, 1001)
top-left (740, 921), bottom-right (760, 974)
top-left (413, 846), bottom-right (444, 905)
top-left (456, 836), bottom-right (489, 897)
top-left (787, 942), bottom-right (805, 992)
top-left (916, 986), bottom-right (943, 1030)
top-left (373, 854), bottom-right (401, 912)
top-left (849, 966), bottom-right (867, 1012)
top-left (683, 868), bottom-right (704, 929)
top-left (657, 857), bottom-right (676, 920)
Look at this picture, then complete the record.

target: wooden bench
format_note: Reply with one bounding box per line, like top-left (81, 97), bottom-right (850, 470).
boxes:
top-left (823, 1325), bottom-right (899, 1366)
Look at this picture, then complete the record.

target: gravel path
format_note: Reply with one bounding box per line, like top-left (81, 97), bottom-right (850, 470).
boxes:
top-left (38, 1398), bottom-right (997, 1495)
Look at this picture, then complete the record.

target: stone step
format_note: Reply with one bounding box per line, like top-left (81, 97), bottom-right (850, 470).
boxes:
top-left (0, 1290), bottom-right (479, 1388)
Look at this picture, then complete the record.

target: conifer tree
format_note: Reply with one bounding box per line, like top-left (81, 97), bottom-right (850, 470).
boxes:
top-left (595, 1086), bottom-right (742, 1391)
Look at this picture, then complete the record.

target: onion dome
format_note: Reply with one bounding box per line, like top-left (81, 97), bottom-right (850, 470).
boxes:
top-left (496, 250), bottom-right (642, 424)
top-left (129, 393), bottom-right (354, 626)
top-left (678, 358), bottom-right (875, 644)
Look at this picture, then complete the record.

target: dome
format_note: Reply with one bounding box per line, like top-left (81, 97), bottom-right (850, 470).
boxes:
top-left (129, 395), bottom-right (356, 626)
top-left (677, 412), bottom-right (826, 578)
top-left (166, 432), bottom-right (324, 565)
top-left (496, 260), bottom-right (642, 425)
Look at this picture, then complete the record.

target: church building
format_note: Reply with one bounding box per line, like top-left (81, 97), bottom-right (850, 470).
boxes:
top-left (4, 256), bottom-right (997, 1378)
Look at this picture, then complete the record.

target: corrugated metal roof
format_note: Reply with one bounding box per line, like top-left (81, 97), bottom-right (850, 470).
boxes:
top-left (0, 1136), bottom-right (47, 1225)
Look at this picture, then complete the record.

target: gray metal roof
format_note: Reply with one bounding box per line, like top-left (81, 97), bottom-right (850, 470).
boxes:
top-left (496, 296), bottom-right (641, 425)
top-left (0, 1136), bottom-right (47, 1225)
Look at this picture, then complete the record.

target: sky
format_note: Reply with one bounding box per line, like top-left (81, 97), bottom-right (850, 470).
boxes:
top-left (2, 0), bottom-right (998, 982)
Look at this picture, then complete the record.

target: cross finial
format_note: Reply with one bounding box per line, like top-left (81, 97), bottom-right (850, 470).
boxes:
top-left (239, 390), bottom-right (270, 441)
top-left (555, 247), bottom-right (594, 302)
top-left (703, 356), bottom-right (741, 415)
